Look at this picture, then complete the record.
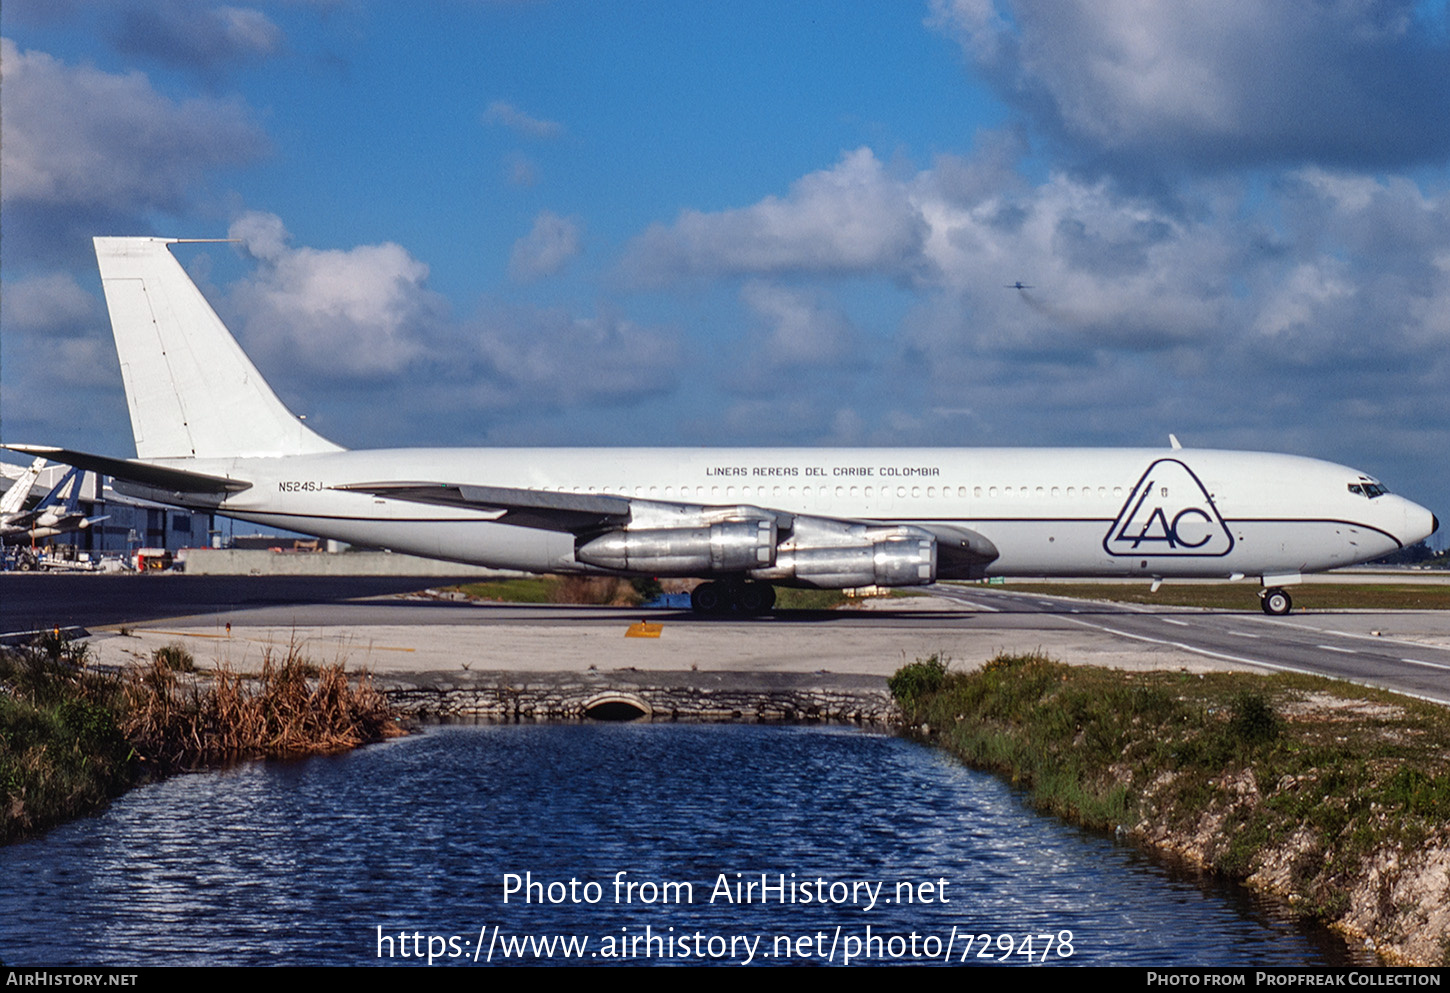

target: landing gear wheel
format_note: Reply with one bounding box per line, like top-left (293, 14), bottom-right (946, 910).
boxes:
top-left (690, 581), bottom-right (724, 614)
top-left (1260, 587), bottom-right (1292, 616)
top-left (735, 582), bottom-right (776, 614)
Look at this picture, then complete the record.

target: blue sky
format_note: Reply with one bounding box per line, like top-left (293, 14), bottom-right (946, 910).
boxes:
top-left (2, 1), bottom-right (1448, 537)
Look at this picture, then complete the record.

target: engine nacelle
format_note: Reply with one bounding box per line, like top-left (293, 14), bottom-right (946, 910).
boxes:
top-left (750, 525), bottom-right (938, 588)
top-left (576, 518), bottom-right (777, 575)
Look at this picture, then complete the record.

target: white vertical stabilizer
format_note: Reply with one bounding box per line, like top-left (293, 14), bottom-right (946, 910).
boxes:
top-left (94, 237), bottom-right (343, 460)
top-left (0, 457), bottom-right (47, 516)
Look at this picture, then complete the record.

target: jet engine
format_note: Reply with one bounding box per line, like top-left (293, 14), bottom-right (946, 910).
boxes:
top-left (575, 518), bottom-right (777, 575)
top-left (751, 523), bottom-right (938, 588)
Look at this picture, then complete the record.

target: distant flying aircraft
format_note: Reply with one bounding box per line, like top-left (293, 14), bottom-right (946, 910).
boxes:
top-left (0, 466), bottom-right (108, 544)
top-left (1005, 281), bottom-right (1033, 290)
top-left (8, 237), bottom-right (1438, 616)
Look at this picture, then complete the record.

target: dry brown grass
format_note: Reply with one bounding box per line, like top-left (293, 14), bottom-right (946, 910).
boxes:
top-left (121, 644), bottom-right (401, 770)
top-left (548, 575), bottom-right (642, 606)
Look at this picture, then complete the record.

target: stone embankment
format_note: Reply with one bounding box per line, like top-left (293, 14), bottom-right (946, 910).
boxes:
top-left (376, 668), bottom-right (895, 723)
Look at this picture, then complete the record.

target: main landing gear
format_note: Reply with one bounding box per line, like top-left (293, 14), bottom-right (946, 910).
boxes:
top-left (690, 580), bottom-right (776, 616)
top-left (1259, 587), bottom-right (1293, 616)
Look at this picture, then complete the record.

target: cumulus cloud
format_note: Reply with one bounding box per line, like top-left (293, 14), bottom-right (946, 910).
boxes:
top-left (0, 271), bottom-right (99, 334)
top-left (226, 212), bottom-right (444, 378)
top-left (619, 148), bottom-right (929, 285)
top-left (482, 100), bottom-right (564, 140)
top-left (213, 213), bottom-right (679, 441)
top-left (929, 0), bottom-right (1450, 172)
top-left (508, 211), bottom-right (582, 282)
top-left (110, 2), bottom-right (283, 77)
top-left (0, 38), bottom-right (268, 212)
top-left (621, 132), bottom-right (1448, 507)
top-left (463, 305), bottom-right (680, 409)
top-left (738, 281), bottom-right (860, 370)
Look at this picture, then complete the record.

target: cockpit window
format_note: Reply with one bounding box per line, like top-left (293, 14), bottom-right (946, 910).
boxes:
top-left (1348, 482), bottom-right (1389, 498)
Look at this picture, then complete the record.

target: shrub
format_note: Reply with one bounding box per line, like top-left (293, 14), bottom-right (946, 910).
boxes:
top-left (1228, 691), bottom-right (1280, 744)
top-left (152, 643), bottom-right (196, 673)
top-left (888, 654), bottom-right (950, 709)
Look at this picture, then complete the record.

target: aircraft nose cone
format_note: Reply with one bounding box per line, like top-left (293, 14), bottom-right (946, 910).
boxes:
top-left (1403, 499), bottom-right (1437, 546)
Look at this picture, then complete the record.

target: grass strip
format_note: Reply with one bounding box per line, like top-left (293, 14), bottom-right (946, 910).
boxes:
top-left (891, 653), bottom-right (1450, 965)
top-left (977, 581), bottom-right (1450, 611)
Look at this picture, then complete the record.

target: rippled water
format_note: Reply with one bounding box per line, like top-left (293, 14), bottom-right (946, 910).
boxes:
top-left (1, 724), bottom-right (1364, 966)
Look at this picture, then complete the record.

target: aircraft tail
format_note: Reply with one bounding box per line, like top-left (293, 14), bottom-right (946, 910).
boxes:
top-left (0, 457), bottom-right (47, 516)
top-left (36, 467), bottom-right (83, 514)
top-left (93, 237), bottom-right (343, 460)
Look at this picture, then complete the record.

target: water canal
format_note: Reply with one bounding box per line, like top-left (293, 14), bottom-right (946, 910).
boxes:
top-left (0, 723), bottom-right (1368, 966)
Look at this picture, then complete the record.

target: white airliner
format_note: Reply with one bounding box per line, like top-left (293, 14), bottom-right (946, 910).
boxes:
top-left (1, 463), bottom-right (108, 545)
top-left (0, 456), bottom-right (47, 526)
top-left (7, 237), bottom-right (1438, 614)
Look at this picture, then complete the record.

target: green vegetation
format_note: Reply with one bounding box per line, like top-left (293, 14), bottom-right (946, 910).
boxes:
top-left (891, 653), bottom-right (1450, 963)
top-left (977, 581), bottom-right (1450, 611)
top-left (2, 635), bottom-right (401, 845)
top-left (151, 642), bottom-right (196, 673)
top-left (886, 653), bottom-right (949, 709)
top-left (1, 634), bottom-right (139, 844)
top-left (452, 576), bottom-right (923, 610)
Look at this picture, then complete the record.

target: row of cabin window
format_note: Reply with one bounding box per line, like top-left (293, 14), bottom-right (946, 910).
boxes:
top-left (530, 484), bottom-right (1129, 501)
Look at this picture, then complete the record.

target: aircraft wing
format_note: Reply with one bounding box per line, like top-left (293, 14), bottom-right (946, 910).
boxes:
top-left (336, 479), bottom-right (1000, 574)
top-left (3, 445), bottom-right (253, 493)
top-left (334, 481), bottom-right (632, 533)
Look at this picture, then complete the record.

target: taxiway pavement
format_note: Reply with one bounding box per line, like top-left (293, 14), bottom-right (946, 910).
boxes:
top-left (29, 578), bottom-right (1446, 704)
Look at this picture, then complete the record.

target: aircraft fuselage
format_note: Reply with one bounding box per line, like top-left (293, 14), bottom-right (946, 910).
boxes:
top-left (125, 445), bottom-right (1433, 583)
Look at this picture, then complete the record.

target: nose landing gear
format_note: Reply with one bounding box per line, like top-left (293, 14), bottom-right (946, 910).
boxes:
top-left (1260, 587), bottom-right (1293, 615)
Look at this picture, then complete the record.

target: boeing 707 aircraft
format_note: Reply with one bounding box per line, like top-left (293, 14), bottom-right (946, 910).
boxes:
top-left (8, 238), bottom-right (1437, 615)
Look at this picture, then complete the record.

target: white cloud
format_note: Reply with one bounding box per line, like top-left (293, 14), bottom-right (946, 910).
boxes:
top-left (464, 306), bottom-right (680, 409)
top-left (738, 281), bottom-right (859, 369)
top-left (508, 211), bottom-right (582, 282)
top-left (216, 213), bottom-right (679, 436)
top-left (929, 0), bottom-right (1450, 170)
top-left (1253, 262), bottom-right (1354, 338)
top-left (0, 37), bottom-right (267, 211)
top-left (110, 2), bottom-right (284, 74)
top-left (0, 271), bottom-right (98, 333)
top-left (482, 100), bottom-right (564, 140)
top-left (619, 148), bottom-right (928, 285)
top-left (227, 212), bottom-right (442, 377)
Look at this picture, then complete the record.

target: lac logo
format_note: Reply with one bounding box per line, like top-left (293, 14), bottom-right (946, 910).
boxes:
top-left (1104, 459), bottom-right (1234, 558)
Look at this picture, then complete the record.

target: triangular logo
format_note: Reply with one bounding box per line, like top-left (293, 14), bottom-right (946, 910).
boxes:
top-left (1104, 459), bottom-right (1234, 558)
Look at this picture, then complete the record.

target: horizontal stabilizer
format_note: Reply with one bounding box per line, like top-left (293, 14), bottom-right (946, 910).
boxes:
top-left (335, 481), bottom-right (631, 533)
top-left (4, 445), bottom-right (252, 494)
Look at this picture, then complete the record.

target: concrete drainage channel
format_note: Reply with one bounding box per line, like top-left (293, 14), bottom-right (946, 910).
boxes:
top-left (376, 669), bottom-right (897, 723)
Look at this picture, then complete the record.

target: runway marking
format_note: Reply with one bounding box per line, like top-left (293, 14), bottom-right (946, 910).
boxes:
top-left (1241, 614), bottom-right (1450, 653)
top-left (1316, 645), bottom-right (1356, 654)
top-left (1161, 618), bottom-right (1189, 627)
top-left (1059, 615), bottom-right (1286, 671)
top-left (927, 590), bottom-right (1000, 612)
top-left (1399, 657), bottom-right (1450, 672)
top-left (1226, 631), bottom-right (1261, 639)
